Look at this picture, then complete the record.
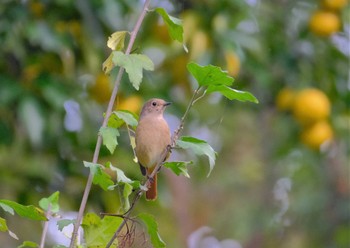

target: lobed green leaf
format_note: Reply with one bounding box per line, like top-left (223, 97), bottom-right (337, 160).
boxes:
top-left (82, 213), bottom-right (122, 247)
top-left (113, 110), bottom-right (138, 127)
top-left (138, 213), bottom-right (166, 248)
top-left (99, 126), bottom-right (120, 154)
top-left (176, 136), bottom-right (217, 177)
top-left (0, 200), bottom-right (47, 221)
top-left (163, 161), bottom-right (192, 178)
top-left (155, 8), bottom-right (183, 43)
top-left (187, 62), bottom-right (234, 87)
top-left (112, 51), bottom-right (154, 90)
top-left (39, 191), bottom-right (60, 213)
top-left (207, 85), bottom-right (259, 103)
top-left (83, 162), bottom-right (114, 191)
top-left (57, 219), bottom-right (75, 232)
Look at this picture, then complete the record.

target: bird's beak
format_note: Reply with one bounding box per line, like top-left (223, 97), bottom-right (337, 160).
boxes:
top-left (164, 102), bottom-right (171, 106)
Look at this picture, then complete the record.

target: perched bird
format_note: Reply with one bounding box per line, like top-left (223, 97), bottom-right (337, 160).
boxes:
top-left (135, 98), bottom-right (171, 200)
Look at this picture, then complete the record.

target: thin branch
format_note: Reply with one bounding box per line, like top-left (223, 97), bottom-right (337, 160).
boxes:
top-left (68, 1), bottom-right (152, 247)
top-left (105, 86), bottom-right (203, 247)
top-left (39, 204), bottom-right (51, 248)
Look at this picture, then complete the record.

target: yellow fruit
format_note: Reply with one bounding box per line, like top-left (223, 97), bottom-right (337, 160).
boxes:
top-left (309, 11), bottom-right (341, 36)
top-left (323, 0), bottom-right (349, 10)
top-left (301, 121), bottom-right (333, 149)
top-left (90, 73), bottom-right (112, 103)
top-left (276, 88), bottom-right (296, 111)
top-left (117, 95), bottom-right (142, 113)
top-left (293, 88), bottom-right (331, 124)
top-left (225, 51), bottom-right (241, 77)
top-left (181, 10), bottom-right (200, 43)
top-left (190, 30), bottom-right (210, 60)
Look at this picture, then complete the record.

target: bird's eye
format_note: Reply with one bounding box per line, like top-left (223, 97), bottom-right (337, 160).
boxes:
top-left (152, 101), bottom-right (157, 106)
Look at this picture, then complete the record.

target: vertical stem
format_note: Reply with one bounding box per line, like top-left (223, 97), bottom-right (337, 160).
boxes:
top-left (69, 0), bottom-right (152, 247)
top-left (39, 204), bottom-right (51, 248)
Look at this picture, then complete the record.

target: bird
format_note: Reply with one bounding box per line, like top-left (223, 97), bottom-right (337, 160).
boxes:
top-left (135, 98), bottom-right (171, 200)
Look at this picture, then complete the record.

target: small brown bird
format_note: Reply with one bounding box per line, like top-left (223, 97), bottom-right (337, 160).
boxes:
top-left (135, 98), bottom-right (171, 200)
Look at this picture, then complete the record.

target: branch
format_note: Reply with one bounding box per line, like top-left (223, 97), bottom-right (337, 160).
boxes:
top-left (105, 86), bottom-right (203, 247)
top-left (68, 1), bottom-right (152, 247)
top-left (39, 204), bottom-right (51, 248)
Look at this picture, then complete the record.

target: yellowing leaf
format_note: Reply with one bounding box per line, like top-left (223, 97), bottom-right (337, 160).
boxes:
top-left (112, 51), bottom-right (154, 90)
top-left (102, 53), bottom-right (114, 75)
top-left (107, 31), bottom-right (128, 51)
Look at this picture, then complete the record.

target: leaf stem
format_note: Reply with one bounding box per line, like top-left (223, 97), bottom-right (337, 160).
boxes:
top-left (68, 0), bottom-right (151, 247)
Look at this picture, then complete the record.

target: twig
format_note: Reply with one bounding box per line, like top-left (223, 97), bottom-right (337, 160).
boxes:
top-left (105, 86), bottom-right (203, 247)
top-left (68, 1), bottom-right (152, 247)
top-left (39, 204), bottom-right (51, 248)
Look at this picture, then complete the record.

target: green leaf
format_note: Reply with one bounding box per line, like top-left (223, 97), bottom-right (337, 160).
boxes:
top-left (187, 62), bottom-right (234, 87)
top-left (57, 219), bottom-right (75, 232)
top-left (112, 51), bottom-right (154, 90)
top-left (176, 136), bottom-right (217, 177)
top-left (138, 213), bottom-right (166, 248)
top-left (207, 85), bottom-right (259, 103)
top-left (155, 8), bottom-right (183, 42)
top-left (0, 200), bottom-right (47, 221)
top-left (17, 241), bottom-right (38, 248)
top-left (99, 126), bottom-right (120, 154)
top-left (122, 183), bottom-right (133, 210)
top-left (107, 163), bottom-right (145, 190)
top-left (53, 245), bottom-right (68, 248)
top-left (163, 161), bottom-right (192, 178)
top-left (114, 110), bottom-right (138, 127)
top-left (0, 217), bottom-right (8, 232)
top-left (82, 213), bottom-right (122, 248)
top-left (102, 53), bottom-right (114, 75)
top-left (107, 31), bottom-right (128, 51)
top-left (83, 162), bottom-right (114, 191)
top-left (39, 191), bottom-right (60, 213)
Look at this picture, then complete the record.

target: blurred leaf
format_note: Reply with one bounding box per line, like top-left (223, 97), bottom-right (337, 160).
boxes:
top-left (18, 98), bottom-right (45, 147)
top-left (53, 246), bottom-right (68, 248)
top-left (39, 191), bottom-right (60, 213)
top-left (112, 51), bottom-right (154, 90)
top-left (155, 8), bottom-right (183, 42)
top-left (83, 162), bottom-right (114, 191)
top-left (187, 62), bottom-right (234, 87)
top-left (0, 200), bottom-right (47, 221)
top-left (176, 136), bottom-right (217, 177)
top-left (207, 85), bottom-right (259, 103)
top-left (0, 217), bottom-right (8, 232)
top-left (99, 127), bottom-right (120, 154)
top-left (82, 213), bottom-right (121, 248)
top-left (138, 213), bottom-right (166, 248)
top-left (9, 230), bottom-right (18, 240)
top-left (163, 161), bottom-right (192, 178)
top-left (107, 31), bottom-right (128, 51)
top-left (17, 241), bottom-right (38, 248)
top-left (102, 53), bottom-right (114, 75)
top-left (57, 219), bottom-right (75, 232)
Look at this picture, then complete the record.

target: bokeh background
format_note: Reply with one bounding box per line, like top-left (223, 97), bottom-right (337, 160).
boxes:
top-left (0, 0), bottom-right (349, 247)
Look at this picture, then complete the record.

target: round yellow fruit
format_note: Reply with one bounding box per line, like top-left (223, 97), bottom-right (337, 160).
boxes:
top-left (323, 0), bottom-right (349, 10)
top-left (293, 88), bottom-right (331, 124)
top-left (301, 121), bottom-right (333, 149)
top-left (276, 88), bottom-right (296, 111)
top-left (309, 11), bottom-right (341, 36)
top-left (117, 95), bottom-right (142, 113)
top-left (225, 51), bottom-right (241, 77)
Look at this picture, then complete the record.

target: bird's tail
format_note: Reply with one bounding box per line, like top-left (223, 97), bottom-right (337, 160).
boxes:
top-left (146, 168), bottom-right (157, 200)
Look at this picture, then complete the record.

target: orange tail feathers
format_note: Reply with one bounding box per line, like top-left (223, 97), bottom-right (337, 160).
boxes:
top-left (146, 169), bottom-right (157, 201)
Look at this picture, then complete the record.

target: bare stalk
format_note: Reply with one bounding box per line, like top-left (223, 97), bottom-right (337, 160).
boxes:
top-left (105, 86), bottom-right (203, 247)
top-left (39, 204), bottom-right (51, 248)
top-left (69, 1), bottom-right (151, 247)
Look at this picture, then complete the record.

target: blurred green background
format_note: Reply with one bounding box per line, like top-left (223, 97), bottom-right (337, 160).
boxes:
top-left (0, 0), bottom-right (349, 247)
